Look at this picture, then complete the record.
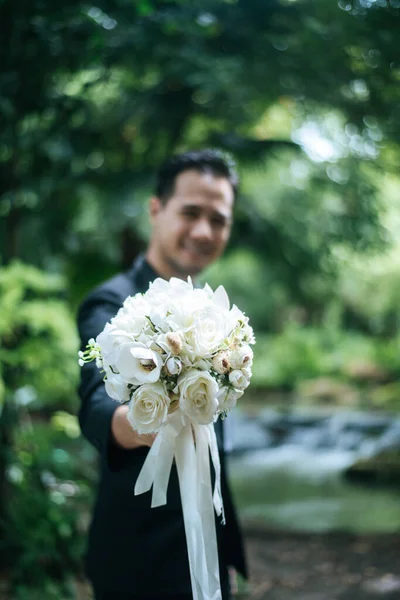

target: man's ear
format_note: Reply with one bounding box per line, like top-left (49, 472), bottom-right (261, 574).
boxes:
top-left (149, 196), bottom-right (163, 221)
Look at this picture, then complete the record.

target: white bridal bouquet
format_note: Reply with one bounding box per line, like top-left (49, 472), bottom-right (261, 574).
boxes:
top-left (79, 277), bottom-right (255, 600)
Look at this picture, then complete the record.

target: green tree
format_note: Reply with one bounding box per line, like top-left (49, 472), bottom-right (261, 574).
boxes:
top-left (2, 0), bottom-right (397, 300)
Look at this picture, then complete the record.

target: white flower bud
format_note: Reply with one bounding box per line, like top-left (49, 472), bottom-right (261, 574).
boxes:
top-left (165, 356), bottom-right (182, 376)
top-left (230, 345), bottom-right (253, 370)
top-left (242, 366), bottom-right (252, 379)
top-left (166, 332), bottom-right (183, 355)
top-left (212, 351), bottom-right (230, 375)
top-left (229, 369), bottom-right (249, 390)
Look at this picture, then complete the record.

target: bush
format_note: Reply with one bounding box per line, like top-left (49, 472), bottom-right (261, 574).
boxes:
top-left (0, 262), bottom-right (95, 598)
top-left (0, 261), bottom-right (80, 412)
top-left (251, 322), bottom-right (400, 400)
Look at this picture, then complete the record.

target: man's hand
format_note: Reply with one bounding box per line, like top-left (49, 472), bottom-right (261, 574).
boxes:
top-left (111, 405), bottom-right (156, 449)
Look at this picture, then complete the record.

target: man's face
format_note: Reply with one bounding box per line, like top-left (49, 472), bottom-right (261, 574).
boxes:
top-left (149, 169), bottom-right (234, 278)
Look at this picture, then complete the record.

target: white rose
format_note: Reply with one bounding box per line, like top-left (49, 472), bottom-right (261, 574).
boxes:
top-left (169, 276), bottom-right (194, 294)
top-left (148, 276), bottom-right (192, 298)
top-left (128, 382), bottom-right (169, 433)
top-left (188, 288), bottom-right (214, 311)
top-left (112, 310), bottom-right (149, 336)
top-left (217, 387), bottom-right (243, 412)
top-left (212, 351), bottom-right (231, 375)
top-left (113, 296), bottom-right (151, 334)
top-left (104, 372), bottom-right (130, 403)
top-left (189, 308), bottom-right (226, 357)
top-left (230, 345), bottom-right (254, 369)
top-left (178, 370), bottom-right (219, 424)
top-left (112, 343), bottom-right (163, 385)
top-left (229, 369), bottom-right (250, 390)
top-left (163, 308), bottom-right (196, 336)
top-left (146, 277), bottom-right (192, 316)
top-left (148, 277), bottom-right (171, 295)
top-left (122, 294), bottom-right (151, 317)
top-left (148, 305), bottom-right (170, 330)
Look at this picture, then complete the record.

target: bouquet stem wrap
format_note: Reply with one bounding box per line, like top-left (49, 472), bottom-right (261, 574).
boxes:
top-left (134, 411), bottom-right (224, 600)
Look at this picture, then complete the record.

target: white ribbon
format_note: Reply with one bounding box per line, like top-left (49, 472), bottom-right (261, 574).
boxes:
top-left (134, 411), bottom-right (224, 600)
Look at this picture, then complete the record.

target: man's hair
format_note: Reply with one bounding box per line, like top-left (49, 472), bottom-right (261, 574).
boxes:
top-left (155, 149), bottom-right (239, 204)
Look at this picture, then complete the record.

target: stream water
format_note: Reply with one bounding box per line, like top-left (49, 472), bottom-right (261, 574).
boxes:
top-left (227, 407), bottom-right (400, 533)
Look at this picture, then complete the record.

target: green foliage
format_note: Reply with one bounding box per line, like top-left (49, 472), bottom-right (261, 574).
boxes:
top-left (0, 261), bottom-right (79, 410)
top-left (201, 248), bottom-right (289, 332)
top-left (0, 262), bottom-right (91, 598)
top-left (252, 327), bottom-right (329, 389)
top-left (5, 422), bottom-right (95, 597)
top-left (338, 248), bottom-right (400, 336)
top-left (1, 0), bottom-right (397, 310)
top-left (251, 323), bottom-right (400, 400)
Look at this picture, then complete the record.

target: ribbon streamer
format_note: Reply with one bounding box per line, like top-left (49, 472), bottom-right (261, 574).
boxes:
top-left (134, 412), bottom-right (224, 600)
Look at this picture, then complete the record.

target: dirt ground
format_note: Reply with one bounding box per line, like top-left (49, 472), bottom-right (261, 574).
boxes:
top-left (1, 529), bottom-right (399, 599)
top-left (242, 528), bottom-right (400, 600)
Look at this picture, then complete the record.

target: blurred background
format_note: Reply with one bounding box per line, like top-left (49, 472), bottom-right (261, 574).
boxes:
top-left (1, 0), bottom-right (400, 598)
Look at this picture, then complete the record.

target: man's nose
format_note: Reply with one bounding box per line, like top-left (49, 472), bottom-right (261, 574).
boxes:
top-left (190, 218), bottom-right (213, 240)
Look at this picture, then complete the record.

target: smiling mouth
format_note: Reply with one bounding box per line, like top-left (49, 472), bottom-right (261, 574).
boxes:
top-left (183, 246), bottom-right (214, 257)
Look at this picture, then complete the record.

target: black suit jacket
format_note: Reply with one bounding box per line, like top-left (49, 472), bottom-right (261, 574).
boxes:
top-left (77, 255), bottom-right (247, 595)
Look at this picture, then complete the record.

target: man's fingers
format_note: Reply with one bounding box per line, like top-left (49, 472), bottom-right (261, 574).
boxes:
top-left (138, 432), bottom-right (157, 447)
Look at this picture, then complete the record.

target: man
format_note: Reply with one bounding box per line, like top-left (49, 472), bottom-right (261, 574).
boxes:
top-left (77, 149), bottom-right (248, 600)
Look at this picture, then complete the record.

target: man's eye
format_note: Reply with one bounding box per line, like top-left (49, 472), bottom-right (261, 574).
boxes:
top-left (182, 211), bottom-right (198, 219)
top-left (211, 218), bottom-right (226, 228)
